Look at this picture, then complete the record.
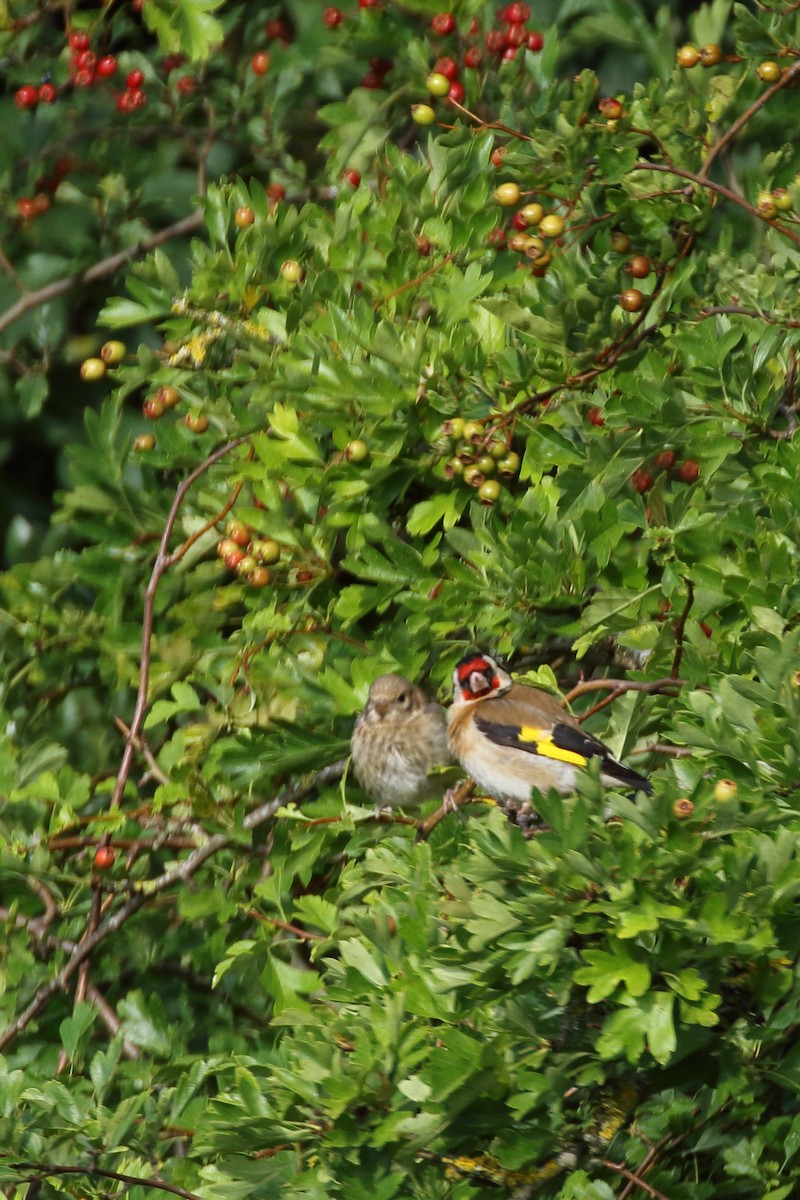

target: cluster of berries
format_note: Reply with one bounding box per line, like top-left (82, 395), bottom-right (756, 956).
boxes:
top-left (434, 419), bottom-right (520, 506)
top-left (216, 520), bottom-right (282, 590)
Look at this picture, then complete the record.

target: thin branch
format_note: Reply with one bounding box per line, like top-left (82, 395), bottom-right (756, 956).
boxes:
top-left (110, 435), bottom-right (250, 811)
top-left (671, 579), bottom-right (694, 680)
top-left (561, 677), bottom-right (685, 707)
top-left (114, 716), bottom-right (172, 787)
top-left (629, 743), bottom-right (693, 759)
top-left (631, 162), bottom-right (800, 248)
top-left (698, 58), bottom-right (800, 180)
top-left (8, 1163), bottom-right (204, 1200)
top-left (697, 304), bottom-right (800, 329)
top-left (85, 985), bottom-right (139, 1060)
top-left (602, 1159), bottom-right (673, 1200)
top-left (0, 760), bottom-right (345, 1052)
top-left (0, 210), bottom-right (204, 336)
top-left (374, 253), bottom-right (456, 309)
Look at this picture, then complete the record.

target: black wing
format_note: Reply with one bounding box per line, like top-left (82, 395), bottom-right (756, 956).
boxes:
top-left (474, 714), bottom-right (652, 794)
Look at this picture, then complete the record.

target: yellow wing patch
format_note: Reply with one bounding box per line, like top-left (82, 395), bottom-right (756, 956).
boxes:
top-left (518, 726), bottom-right (588, 767)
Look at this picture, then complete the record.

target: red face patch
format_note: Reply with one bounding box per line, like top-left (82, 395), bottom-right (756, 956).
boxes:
top-left (456, 655), bottom-right (500, 699)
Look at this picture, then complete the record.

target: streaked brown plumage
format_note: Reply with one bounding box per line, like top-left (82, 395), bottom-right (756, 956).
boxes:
top-left (447, 652), bottom-right (652, 806)
top-left (351, 673), bottom-right (455, 808)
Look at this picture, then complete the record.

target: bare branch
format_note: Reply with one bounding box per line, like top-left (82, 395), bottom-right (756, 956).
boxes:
top-left (0, 210), bottom-right (204, 336)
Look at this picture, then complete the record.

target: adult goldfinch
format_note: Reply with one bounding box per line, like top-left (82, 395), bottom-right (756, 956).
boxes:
top-left (447, 652), bottom-right (652, 805)
top-left (351, 673), bottom-right (455, 808)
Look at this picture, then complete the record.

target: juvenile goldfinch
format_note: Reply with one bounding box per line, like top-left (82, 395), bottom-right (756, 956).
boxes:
top-left (351, 673), bottom-right (455, 809)
top-left (447, 652), bottom-right (652, 806)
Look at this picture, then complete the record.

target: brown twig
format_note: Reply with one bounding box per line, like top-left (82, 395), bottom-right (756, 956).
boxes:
top-left (697, 304), bottom-right (800, 329)
top-left (0, 210), bottom-right (204, 336)
top-left (85, 985), bottom-right (140, 1060)
top-left (0, 760), bottom-right (345, 1052)
top-left (631, 162), bottom-right (800, 248)
top-left (113, 716), bottom-right (172, 787)
top-left (698, 59), bottom-right (800, 180)
top-left (374, 253), bottom-right (457, 309)
top-left (110, 435), bottom-right (250, 812)
top-left (630, 743), bottom-right (693, 759)
top-left (602, 1159), bottom-right (673, 1200)
top-left (416, 779), bottom-right (477, 840)
top-left (8, 1163), bottom-right (203, 1200)
top-left (168, 444), bottom-right (254, 564)
top-left (561, 677), bottom-right (684, 707)
top-left (671, 579), bottom-right (694, 681)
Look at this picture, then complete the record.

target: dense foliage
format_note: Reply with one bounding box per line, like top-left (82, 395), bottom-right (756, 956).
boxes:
top-left (2, 2), bottom-right (800, 1198)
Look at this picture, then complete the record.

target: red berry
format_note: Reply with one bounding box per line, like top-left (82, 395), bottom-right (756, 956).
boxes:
top-left (501, 47), bottom-right (517, 61)
top-left (15, 85), bottom-right (39, 109)
top-left (227, 519), bottom-right (251, 546)
top-left (503, 2), bottom-right (531, 21)
top-left (156, 384), bottom-right (180, 407)
top-left (360, 71), bottom-right (384, 88)
top-left (464, 46), bottom-right (482, 68)
top-left (94, 845), bottom-right (116, 869)
top-left (370, 56), bottom-right (393, 75)
top-left (678, 459), bottom-right (699, 483)
top-left (265, 18), bottom-right (291, 39)
top-left (448, 80), bottom-right (465, 102)
top-left (37, 82), bottom-right (57, 103)
top-left (126, 68), bottom-right (145, 89)
top-left (17, 197), bottom-right (37, 220)
top-left (504, 23), bottom-right (527, 47)
top-left (162, 54), bottom-right (185, 74)
top-left (431, 12), bottom-right (456, 35)
top-left (224, 549), bottom-right (246, 570)
top-left (77, 50), bottom-right (96, 71)
top-left (486, 227), bottom-right (507, 246)
top-left (358, 0), bottom-right (380, 7)
top-left (248, 566), bottom-right (272, 588)
top-left (251, 51), bottom-right (270, 75)
top-left (116, 90), bottom-right (137, 112)
top-left (69, 31), bottom-right (91, 51)
top-left (626, 255), bottom-right (651, 278)
top-left (486, 30), bottom-right (505, 53)
top-left (631, 468), bottom-right (652, 494)
top-left (323, 6), bottom-right (343, 26)
top-left (620, 288), bottom-right (645, 312)
top-left (177, 75), bottom-right (197, 95)
top-left (342, 169), bottom-right (361, 187)
top-left (526, 31), bottom-right (544, 51)
top-left (73, 67), bottom-right (95, 88)
top-left (653, 449), bottom-right (675, 471)
top-left (143, 396), bottom-right (165, 420)
top-left (266, 182), bottom-right (286, 202)
top-left (599, 97), bottom-right (624, 119)
top-left (434, 56), bottom-right (459, 80)
top-left (587, 407), bottom-right (605, 427)
top-left (96, 55), bottom-right (117, 78)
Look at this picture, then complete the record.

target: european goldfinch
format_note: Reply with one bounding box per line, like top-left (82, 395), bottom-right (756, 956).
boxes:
top-left (351, 673), bottom-right (455, 809)
top-left (447, 652), bottom-right (652, 805)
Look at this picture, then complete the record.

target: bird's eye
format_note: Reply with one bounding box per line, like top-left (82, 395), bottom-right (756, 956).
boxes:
top-left (397, 691), bottom-right (407, 704)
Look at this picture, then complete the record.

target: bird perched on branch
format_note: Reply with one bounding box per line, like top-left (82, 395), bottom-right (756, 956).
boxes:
top-left (351, 673), bottom-right (455, 809)
top-left (447, 652), bottom-right (652, 808)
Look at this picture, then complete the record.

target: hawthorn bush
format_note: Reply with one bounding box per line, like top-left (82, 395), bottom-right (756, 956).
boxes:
top-left (3, 2), bottom-right (800, 1198)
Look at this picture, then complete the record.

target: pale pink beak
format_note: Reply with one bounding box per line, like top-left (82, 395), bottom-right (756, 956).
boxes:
top-left (468, 670), bottom-right (491, 695)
